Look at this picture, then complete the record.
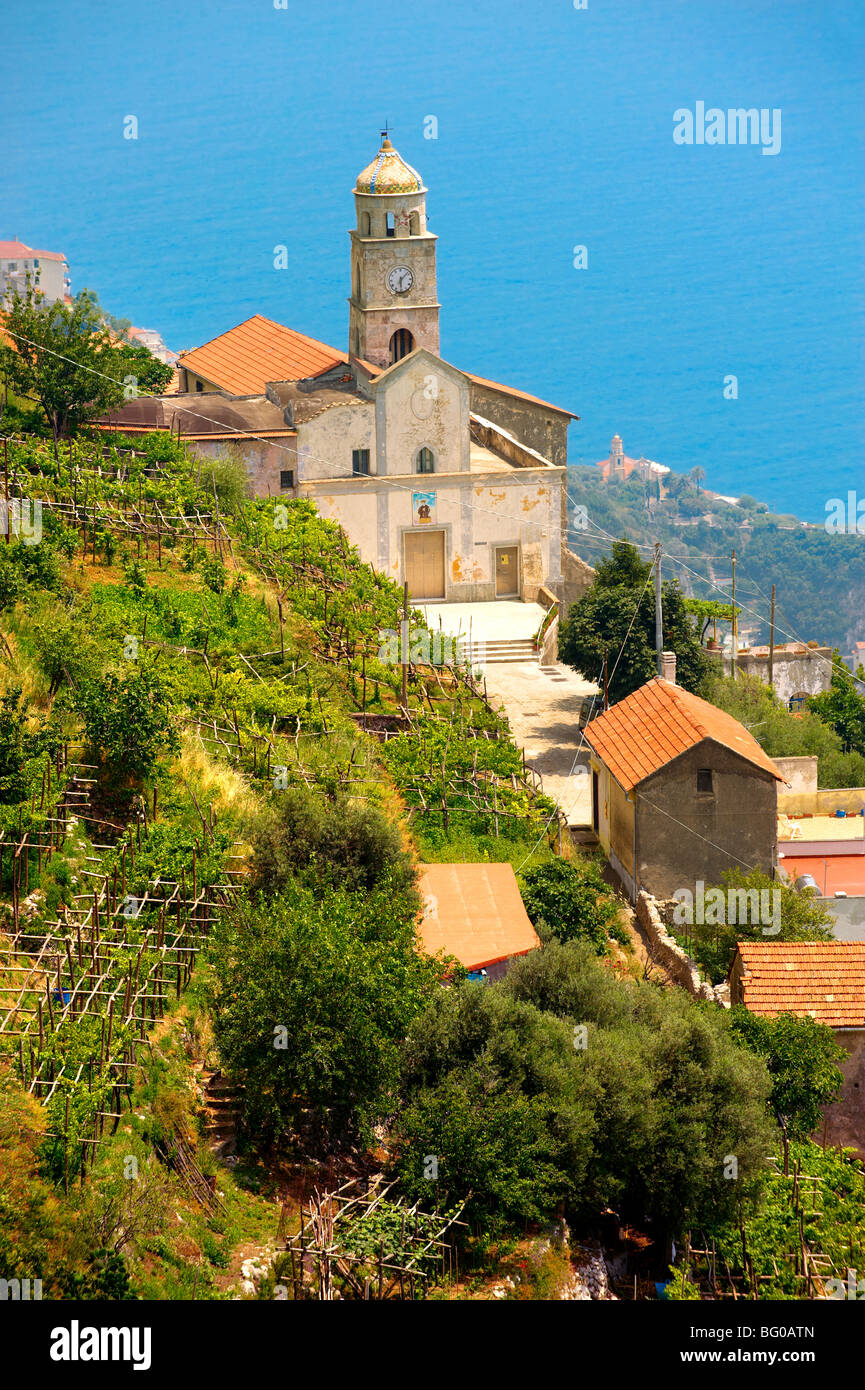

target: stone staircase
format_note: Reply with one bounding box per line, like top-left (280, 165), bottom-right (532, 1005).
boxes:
top-left (463, 637), bottom-right (538, 665)
top-left (201, 1068), bottom-right (243, 1160)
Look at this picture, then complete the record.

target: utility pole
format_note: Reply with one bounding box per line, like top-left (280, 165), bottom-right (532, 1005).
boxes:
top-left (731, 548), bottom-right (738, 682)
top-left (768, 584), bottom-right (776, 693)
top-left (653, 541), bottom-right (663, 677)
top-left (400, 581), bottom-right (409, 712)
top-left (603, 649), bottom-right (609, 711)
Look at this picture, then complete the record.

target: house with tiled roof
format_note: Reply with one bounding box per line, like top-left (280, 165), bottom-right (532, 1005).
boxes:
top-left (0, 238), bottom-right (69, 306)
top-left (729, 941), bottom-right (865, 1154)
top-left (583, 671), bottom-right (784, 901)
top-left (96, 133), bottom-right (593, 612)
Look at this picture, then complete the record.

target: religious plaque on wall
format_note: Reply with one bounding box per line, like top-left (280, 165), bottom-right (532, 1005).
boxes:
top-left (412, 491), bottom-right (436, 524)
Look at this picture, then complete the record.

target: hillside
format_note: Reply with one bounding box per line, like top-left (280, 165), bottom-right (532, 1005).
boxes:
top-left (2, 427), bottom-right (864, 1307)
top-left (567, 464), bottom-right (865, 653)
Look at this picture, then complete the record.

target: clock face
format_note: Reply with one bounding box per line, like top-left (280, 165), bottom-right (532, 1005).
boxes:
top-left (387, 265), bottom-right (414, 295)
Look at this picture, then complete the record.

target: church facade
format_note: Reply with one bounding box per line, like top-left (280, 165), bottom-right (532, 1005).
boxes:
top-left (104, 135), bottom-right (591, 607)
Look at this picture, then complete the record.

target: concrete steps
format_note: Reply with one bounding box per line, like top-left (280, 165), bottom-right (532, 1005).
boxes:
top-left (464, 638), bottom-right (538, 664)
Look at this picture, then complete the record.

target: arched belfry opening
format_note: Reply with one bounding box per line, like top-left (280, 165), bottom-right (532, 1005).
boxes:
top-left (389, 328), bottom-right (414, 364)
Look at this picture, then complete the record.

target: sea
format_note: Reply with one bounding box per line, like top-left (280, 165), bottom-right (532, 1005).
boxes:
top-left (3, 0), bottom-right (864, 522)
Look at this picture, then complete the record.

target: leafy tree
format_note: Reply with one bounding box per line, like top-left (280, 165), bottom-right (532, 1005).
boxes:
top-left (0, 285), bottom-right (123, 438)
top-left (704, 671), bottom-right (865, 788)
top-left (519, 856), bottom-right (623, 951)
top-left (250, 783), bottom-right (418, 904)
top-left (0, 688), bottom-right (28, 804)
top-left (76, 663), bottom-right (178, 780)
top-left (559, 539), bottom-right (711, 701)
top-left (503, 940), bottom-right (775, 1230)
top-left (729, 1009), bottom-right (846, 1139)
top-left (112, 342), bottom-right (173, 396)
top-left (209, 882), bottom-right (440, 1145)
top-left (392, 985), bottom-right (596, 1232)
top-left (684, 596), bottom-right (739, 645)
top-left (394, 944), bottom-right (774, 1236)
top-left (809, 660), bottom-right (865, 756)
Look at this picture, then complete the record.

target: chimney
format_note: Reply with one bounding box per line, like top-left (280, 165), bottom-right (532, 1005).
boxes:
top-left (661, 650), bottom-right (677, 683)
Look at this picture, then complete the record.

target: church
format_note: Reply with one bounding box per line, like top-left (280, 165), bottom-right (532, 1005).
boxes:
top-left (104, 134), bottom-right (591, 609)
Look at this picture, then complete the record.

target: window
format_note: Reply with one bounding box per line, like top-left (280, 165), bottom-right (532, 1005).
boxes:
top-left (386, 213), bottom-right (395, 237)
top-left (352, 449), bottom-right (371, 476)
top-left (416, 447), bottom-right (435, 474)
top-left (409, 210), bottom-right (420, 235)
top-left (389, 328), bottom-right (414, 364)
top-left (697, 768), bottom-right (713, 794)
top-left (195, 380), bottom-right (203, 393)
top-left (360, 211), bottom-right (371, 236)
top-left (279, 469), bottom-right (294, 490)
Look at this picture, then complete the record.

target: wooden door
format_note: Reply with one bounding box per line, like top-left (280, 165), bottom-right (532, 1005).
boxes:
top-left (405, 530), bottom-right (445, 600)
top-left (495, 546), bottom-right (519, 597)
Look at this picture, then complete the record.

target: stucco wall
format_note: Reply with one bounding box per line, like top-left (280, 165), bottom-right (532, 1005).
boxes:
top-left (774, 755), bottom-right (818, 799)
top-left (819, 1029), bottom-right (865, 1157)
top-left (468, 382), bottom-right (570, 469)
top-left (377, 357), bottom-right (468, 477)
top-left (188, 436), bottom-right (297, 499)
top-left (302, 466), bottom-right (562, 601)
top-left (728, 647), bottom-right (833, 702)
top-left (609, 777), bottom-right (635, 879)
top-left (560, 546), bottom-right (595, 617)
top-left (297, 403), bottom-right (374, 481)
top-left (818, 895), bottom-right (865, 941)
top-left (777, 786), bottom-right (865, 817)
top-left (635, 741), bottom-right (778, 900)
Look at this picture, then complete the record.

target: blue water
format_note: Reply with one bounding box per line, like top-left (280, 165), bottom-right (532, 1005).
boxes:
top-left (4, 0), bottom-right (864, 520)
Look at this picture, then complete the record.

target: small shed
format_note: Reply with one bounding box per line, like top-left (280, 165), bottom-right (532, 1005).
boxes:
top-left (417, 862), bottom-right (541, 981)
top-left (584, 676), bottom-right (784, 902)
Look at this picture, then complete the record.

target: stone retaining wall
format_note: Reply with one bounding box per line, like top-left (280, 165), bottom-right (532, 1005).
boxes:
top-left (636, 891), bottom-right (729, 1007)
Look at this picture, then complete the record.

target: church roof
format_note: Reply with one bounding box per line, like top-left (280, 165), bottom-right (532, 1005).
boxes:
top-left (177, 315), bottom-right (346, 395)
top-left (465, 370), bottom-right (579, 420)
top-left (355, 137), bottom-right (423, 195)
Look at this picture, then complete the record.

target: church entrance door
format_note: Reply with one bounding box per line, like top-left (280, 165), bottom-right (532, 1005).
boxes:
top-left (405, 530), bottom-right (446, 601)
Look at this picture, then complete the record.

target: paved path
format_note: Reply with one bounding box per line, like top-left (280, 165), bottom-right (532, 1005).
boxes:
top-left (418, 600), bottom-right (545, 642)
top-left (481, 661), bottom-right (599, 827)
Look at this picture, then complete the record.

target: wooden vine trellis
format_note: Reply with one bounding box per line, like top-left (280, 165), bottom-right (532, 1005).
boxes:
top-left (278, 1175), bottom-right (467, 1301)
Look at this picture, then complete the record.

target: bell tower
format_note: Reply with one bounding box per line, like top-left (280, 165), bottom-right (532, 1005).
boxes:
top-left (349, 132), bottom-right (440, 370)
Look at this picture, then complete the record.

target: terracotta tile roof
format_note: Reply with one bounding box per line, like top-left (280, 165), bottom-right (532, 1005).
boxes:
top-left (584, 676), bottom-right (784, 792)
top-left (417, 863), bottom-right (541, 972)
top-left (464, 370), bottom-right (579, 419)
top-left (177, 315), bottom-right (346, 395)
top-left (734, 941), bottom-right (865, 1028)
top-left (0, 239), bottom-right (66, 262)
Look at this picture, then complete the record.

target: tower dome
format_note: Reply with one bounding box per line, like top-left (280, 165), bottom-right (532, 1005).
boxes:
top-left (355, 135), bottom-right (423, 195)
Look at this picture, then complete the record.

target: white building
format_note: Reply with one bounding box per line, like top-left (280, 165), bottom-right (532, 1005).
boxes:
top-left (0, 238), bottom-right (69, 305)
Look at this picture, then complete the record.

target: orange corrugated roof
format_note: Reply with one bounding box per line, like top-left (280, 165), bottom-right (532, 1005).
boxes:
top-left (177, 315), bottom-right (346, 395)
top-left (734, 941), bottom-right (865, 1028)
top-left (584, 676), bottom-right (784, 792)
top-left (417, 863), bottom-right (541, 971)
